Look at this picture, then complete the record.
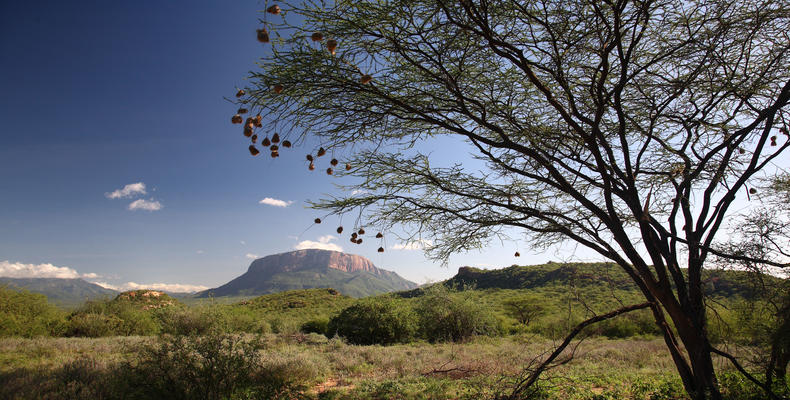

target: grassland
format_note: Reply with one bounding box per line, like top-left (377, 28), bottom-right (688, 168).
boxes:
top-left (0, 334), bottom-right (709, 399)
top-left (0, 262), bottom-right (785, 399)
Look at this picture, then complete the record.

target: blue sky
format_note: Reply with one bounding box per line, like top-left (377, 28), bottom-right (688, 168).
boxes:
top-left (0, 0), bottom-right (566, 291)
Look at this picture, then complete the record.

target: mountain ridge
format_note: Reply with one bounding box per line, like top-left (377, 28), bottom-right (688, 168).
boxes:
top-left (198, 249), bottom-right (417, 298)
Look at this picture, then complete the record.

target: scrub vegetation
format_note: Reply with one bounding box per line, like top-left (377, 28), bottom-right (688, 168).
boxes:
top-left (1, 262), bottom-right (787, 399)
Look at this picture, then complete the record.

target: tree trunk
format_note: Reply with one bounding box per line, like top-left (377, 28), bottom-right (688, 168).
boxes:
top-left (665, 302), bottom-right (723, 400)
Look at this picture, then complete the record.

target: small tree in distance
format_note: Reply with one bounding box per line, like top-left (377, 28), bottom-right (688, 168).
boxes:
top-left (232, 1), bottom-right (790, 398)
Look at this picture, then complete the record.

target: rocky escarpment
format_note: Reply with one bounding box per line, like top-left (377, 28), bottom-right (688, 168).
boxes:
top-left (198, 249), bottom-right (417, 298)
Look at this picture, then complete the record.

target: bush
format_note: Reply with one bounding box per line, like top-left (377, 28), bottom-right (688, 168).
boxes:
top-left (416, 286), bottom-right (501, 342)
top-left (129, 333), bottom-right (267, 400)
top-left (327, 298), bottom-right (418, 345)
top-left (0, 285), bottom-right (66, 337)
top-left (301, 318), bottom-right (329, 335)
top-left (66, 313), bottom-right (124, 337)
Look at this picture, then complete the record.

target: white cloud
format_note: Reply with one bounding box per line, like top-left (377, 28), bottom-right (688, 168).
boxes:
top-left (259, 197), bottom-right (293, 207)
top-left (317, 235), bottom-right (336, 244)
top-left (391, 239), bottom-right (433, 251)
top-left (0, 260), bottom-right (80, 278)
top-left (106, 182), bottom-right (147, 199)
top-left (0, 260), bottom-right (101, 280)
top-left (246, 253), bottom-right (259, 259)
top-left (128, 199), bottom-right (163, 211)
top-left (240, 241), bottom-right (246, 245)
top-left (294, 235), bottom-right (343, 252)
top-left (92, 281), bottom-right (209, 293)
top-left (196, 250), bottom-right (205, 254)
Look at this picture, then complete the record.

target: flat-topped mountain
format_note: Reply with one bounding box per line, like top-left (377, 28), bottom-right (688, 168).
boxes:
top-left (198, 249), bottom-right (418, 298)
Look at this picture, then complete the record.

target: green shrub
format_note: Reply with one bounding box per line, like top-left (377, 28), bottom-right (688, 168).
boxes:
top-left (301, 318), bottom-right (329, 335)
top-left (416, 286), bottom-right (501, 342)
top-left (66, 313), bottom-right (124, 337)
top-left (327, 298), bottom-right (418, 345)
top-left (0, 285), bottom-right (66, 337)
top-left (129, 332), bottom-right (266, 400)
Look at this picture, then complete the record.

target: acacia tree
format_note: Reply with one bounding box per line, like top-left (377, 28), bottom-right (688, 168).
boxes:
top-left (233, 0), bottom-right (790, 398)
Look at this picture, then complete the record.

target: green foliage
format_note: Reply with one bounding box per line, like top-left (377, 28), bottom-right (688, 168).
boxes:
top-left (415, 285), bottom-right (502, 342)
top-left (0, 285), bottom-right (66, 337)
top-left (301, 318), bottom-right (329, 335)
top-left (327, 297), bottom-right (418, 345)
top-left (129, 333), bottom-right (270, 399)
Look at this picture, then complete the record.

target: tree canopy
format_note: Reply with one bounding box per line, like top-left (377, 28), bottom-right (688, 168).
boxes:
top-left (232, 0), bottom-right (790, 398)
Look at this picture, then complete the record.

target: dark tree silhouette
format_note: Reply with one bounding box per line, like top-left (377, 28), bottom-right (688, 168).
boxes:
top-left (232, 0), bottom-right (790, 398)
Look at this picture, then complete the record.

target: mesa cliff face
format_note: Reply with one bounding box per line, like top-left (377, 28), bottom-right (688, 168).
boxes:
top-left (247, 249), bottom-right (380, 275)
top-left (198, 249), bottom-right (417, 298)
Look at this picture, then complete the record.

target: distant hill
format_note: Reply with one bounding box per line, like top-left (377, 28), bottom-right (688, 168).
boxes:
top-left (198, 249), bottom-right (418, 298)
top-left (399, 262), bottom-right (765, 299)
top-left (0, 278), bottom-right (117, 308)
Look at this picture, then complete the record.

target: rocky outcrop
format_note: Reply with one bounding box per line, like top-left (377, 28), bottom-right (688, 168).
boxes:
top-left (248, 249), bottom-right (380, 275)
top-left (198, 249), bottom-right (417, 298)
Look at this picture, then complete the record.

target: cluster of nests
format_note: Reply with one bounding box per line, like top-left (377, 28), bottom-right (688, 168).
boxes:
top-left (232, 3), bottom-right (373, 163)
top-left (314, 218), bottom-right (386, 252)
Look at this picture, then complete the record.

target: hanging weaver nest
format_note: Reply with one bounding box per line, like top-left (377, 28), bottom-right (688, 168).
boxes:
top-left (345, 163), bottom-right (352, 171)
top-left (282, 140), bottom-right (292, 148)
top-left (257, 29), bottom-right (270, 43)
top-left (311, 32), bottom-right (324, 41)
top-left (351, 232), bottom-right (358, 238)
top-left (771, 136), bottom-right (777, 146)
top-left (254, 117), bottom-right (263, 128)
top-left (309, 163), bottom-right (315, 171)
top-left (514, 252), bottom-right (520, 257)
top-left (237, 108), bottom-right (248, 114)
top-left (262, 137), bottom-right (271, 146)
top-left (337, 226), bottom-right (344, 234)
top-left (270, 145), bottom-right (279, 151)
top-left (326, 168), bottom-right (333, 175)
top-left (358, 228), bottom-right (365, 235)
top-left (251, 134), bottom-right (258, 143)
top-left (350, 237), bottom-right (356, 243)
top-left (375, 232), bottom-right (383, 238)
top-left (272, 133), bottom-right (280, 143)
top-left (231, 114), bottom-right (243, 124)
top-left (267, 4), bottom-right (281, 14)
top-left (306, 154), bottom-right (314, 162)
top-left (360, 75), bottom-right (372, 85)
top-left (236, 89), bottom-right (245, 97)
top-left (273, 85), bottom-right (283, 94)
top-left (314, 218), bottom-right (322, 224)
top-left (330, 158), bottom-right (338, 166)
top-left (243, 125), bottom-right (254, 137)
top-left (739, 148), bottom-right (745, 154)
top-left (271, 150), bottom-right (279, 158)
top-left (249, 145), bottom-right (260, 156)
top-left (326, 39), bottom-right (338, 55)
top-left (750, 188), bottom-right (757, 194)
top-left (317, 147), bottom-right (326, 157)
top-left (356, 238), bottom-right (363, 244)
top-left (377, 247), bottom-right (384, 253)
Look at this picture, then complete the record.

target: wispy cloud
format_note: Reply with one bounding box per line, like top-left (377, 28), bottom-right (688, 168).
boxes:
top-left (246, 253), bottom-right (259, 259)
top-left (106, 182), bottom-right (147, 199)
top-left (391, 239), bottom-right (433, 251)
top-left (128, 199), bottom-right (163, 211)
top-left (0, 260), bottom-right (99, 279)
top-left (294, 235), bottom-right (343, 252)
top-left (196, 250), bottom-right (205, 254)
top-left (93, 281), bottom-right (209, 293)
top-left (259, 197), bottom-right (293, 207)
